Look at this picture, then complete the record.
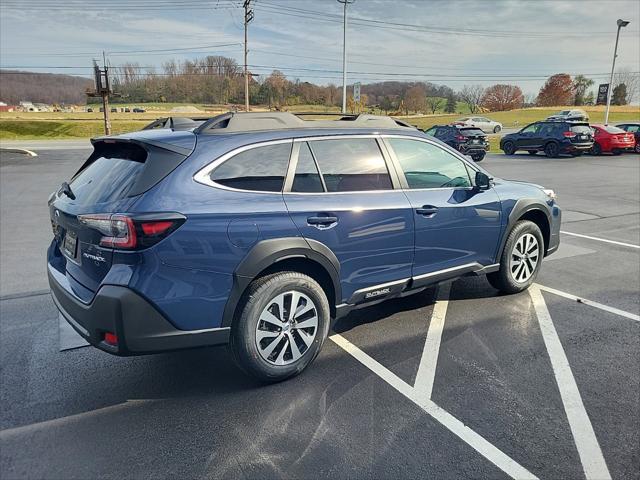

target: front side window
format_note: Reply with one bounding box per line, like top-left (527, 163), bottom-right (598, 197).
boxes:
top-left (309, 138), bottom-right (392, 192)
top-left (210, 143), bottom-right (292, 192)
top-left (387, 138), bottom-right (472, 189)
top-left (521, 123), bottom-right (540, 134)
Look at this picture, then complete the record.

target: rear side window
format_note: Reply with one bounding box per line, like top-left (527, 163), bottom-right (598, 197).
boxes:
top-left (211, 143), bottom-right (292, 192)
top-left (70, 143), bottom-right (147, 205)
top-left (435, 127), bottom-right (451, 137)
top-left (623, 125), bottom-right (639, 133)
top-left (309, 138), bottom-right (392, 192)
top-left (292, 143), bottom-right (324, 193)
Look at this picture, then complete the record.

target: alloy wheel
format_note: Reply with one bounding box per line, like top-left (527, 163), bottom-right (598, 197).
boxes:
top-left (509, 233), bottom-right (540, 283)
top-left (255, 290), bottom-right (318, 365)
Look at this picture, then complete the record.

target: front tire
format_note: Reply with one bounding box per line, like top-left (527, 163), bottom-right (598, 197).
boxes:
top-left (590, 142), bottom-right (602, 156)
top-left (487, 220), bottom-right (544, 294)
top-left (493, 125), bottom-right (501, 133)
top-left (230, 272), bottom-right (330, 382)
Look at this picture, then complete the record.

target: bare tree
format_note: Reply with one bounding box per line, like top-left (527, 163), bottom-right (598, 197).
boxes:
top-left (404, 85), bottom-right (426, 113)
top-left (613, 68), bottom-right (640, 104)
top-left (459, 85), bottom-right (485, 114)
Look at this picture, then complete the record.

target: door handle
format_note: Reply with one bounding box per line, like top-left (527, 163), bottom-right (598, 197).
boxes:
top-left (307, 216), bottom-right (338, 229)
top-left (416, 206), bottom-right (438, 217)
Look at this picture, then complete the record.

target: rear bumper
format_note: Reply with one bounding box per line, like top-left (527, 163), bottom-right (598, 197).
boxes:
top-left (562, 141), bottom-right (593, 152)
top-left (459, 143), bottom-right (489, 154)
top-left (48, 264), bottom-right (229, 356)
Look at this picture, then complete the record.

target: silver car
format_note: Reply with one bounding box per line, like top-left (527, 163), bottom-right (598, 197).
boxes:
top-left (454, 116), bottom-right (503, 133)
top-left (546, 109), bottom-right (589, 122)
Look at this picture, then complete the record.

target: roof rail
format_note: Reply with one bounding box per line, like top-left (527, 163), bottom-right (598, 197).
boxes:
top-left (194, 111), bottom-right (415, 134)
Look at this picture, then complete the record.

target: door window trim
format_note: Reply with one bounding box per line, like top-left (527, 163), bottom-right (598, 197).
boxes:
top-left (380, 135), bottom-right (479, 192)
top-left (193, 138), bottom-right (294, 194)
top-left (283, 135), bottom-right (403, 194)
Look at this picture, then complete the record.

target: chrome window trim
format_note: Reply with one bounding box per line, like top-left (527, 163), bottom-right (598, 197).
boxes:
top-left (193, 138), bottom-right (293, 194)
top-left (283, 134), bottom-right (399, 195)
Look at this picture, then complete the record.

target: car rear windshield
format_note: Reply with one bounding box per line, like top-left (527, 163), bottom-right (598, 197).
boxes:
top-left (459, 128), bottom-right (485, 136)
top-left (569, 125), bottom-right (592, 134)
top-left (602, 125), bottom-right (626, 134)
top-left (69, 143), bottom-right (148, 205)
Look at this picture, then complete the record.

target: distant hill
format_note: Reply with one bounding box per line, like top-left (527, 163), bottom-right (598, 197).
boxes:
top-left (0, 70), bottom-right (93, 105)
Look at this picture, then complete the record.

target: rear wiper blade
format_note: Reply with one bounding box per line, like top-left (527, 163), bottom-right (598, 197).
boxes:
top-left (60, 182), bottom-right (76, 200)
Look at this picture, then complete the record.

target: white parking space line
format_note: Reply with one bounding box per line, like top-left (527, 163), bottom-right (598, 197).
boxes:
top-left (414, 282), bottom-right (451, 402)
top-left (330, 334), bottom-right (538, 480)
top-left (529, 286), bottom-right (611, 480)
top-left (560, 231), bottom-right (640, 249)
top-left (535, 284), bottom-right (639, 322)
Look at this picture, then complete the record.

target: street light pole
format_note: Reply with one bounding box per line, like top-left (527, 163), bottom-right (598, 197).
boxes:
top-left (604, 18), bottom-right (630, 125)
top-left (338, 0), bottom-right (354, 114)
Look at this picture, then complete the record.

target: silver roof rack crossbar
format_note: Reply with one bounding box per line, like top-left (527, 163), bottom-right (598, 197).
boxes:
top-left (194, 111), bottom-right (415, 134)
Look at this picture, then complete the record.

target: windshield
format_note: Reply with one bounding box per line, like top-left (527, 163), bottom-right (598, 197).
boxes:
top-left (569, 125), bottom-right (592, 134)
top-left (459, 128), bottom-right (485, 136)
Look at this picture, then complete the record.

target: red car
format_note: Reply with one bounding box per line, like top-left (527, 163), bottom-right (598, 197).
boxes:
top-left (590, 124), bottom-right (636, 155)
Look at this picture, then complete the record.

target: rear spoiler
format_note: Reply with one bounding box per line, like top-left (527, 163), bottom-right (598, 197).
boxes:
top-left (142, 116), bottom-right (210, 131)
top-left (90, 136), bottom-right (193, 156)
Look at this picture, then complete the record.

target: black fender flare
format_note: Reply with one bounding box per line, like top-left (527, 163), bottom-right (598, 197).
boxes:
top-left (497, 199), bottom-right (552, 260)
top-left (221, 237), bottom-right (341, 327)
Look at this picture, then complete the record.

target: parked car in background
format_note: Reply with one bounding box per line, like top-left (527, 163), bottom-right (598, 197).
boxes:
top-left (453, 116), bottom-right (503, 133)
top-left (124, 107), bottom-right (131, 113)
top-left (47, 112), bottom-right (560, 382)
top-left (500, 120), bottom-right (594, 157)
top-left (133, 107), bottom-right (146, 113)
top-left (86, 107), bottom-right (93, 113)
top-left (423, 124), bottom-right (489, 161)
top-left (546, 109), bottom-right (589, 122)
top-left (589, 124), bottom-right (636, 155)
top-left (615, 123), bottom-right (640, 153)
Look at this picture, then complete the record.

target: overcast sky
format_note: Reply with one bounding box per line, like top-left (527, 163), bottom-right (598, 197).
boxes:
top-left (1, 0), bottom-right (639, 97)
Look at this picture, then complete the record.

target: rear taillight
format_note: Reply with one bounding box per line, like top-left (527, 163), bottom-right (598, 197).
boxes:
top-left (563, 131), bottom-right (577, 138)
top-left (78, 213), bottom-right (185, 250)
top-left (456, 135), bottom-right (465, 141)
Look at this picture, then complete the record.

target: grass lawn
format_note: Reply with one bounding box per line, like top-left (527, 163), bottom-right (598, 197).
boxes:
top-left (1, 104), bottom-right (637, 140)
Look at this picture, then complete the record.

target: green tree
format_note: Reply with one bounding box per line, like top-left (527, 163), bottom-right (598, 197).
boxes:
top-left (573, 75), bottom-right (594, 105)
top-left (612, 83), bottom-right (628, 105)
top-left (445, 94), bottom-right (457, 113)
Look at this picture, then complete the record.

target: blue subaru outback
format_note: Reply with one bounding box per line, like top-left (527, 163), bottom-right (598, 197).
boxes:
top-left (48, 112), bottom-right (561, 382)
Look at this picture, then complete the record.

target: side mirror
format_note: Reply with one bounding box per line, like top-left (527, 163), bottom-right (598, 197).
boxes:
top-left (475, 171), bottom-right (492, 190)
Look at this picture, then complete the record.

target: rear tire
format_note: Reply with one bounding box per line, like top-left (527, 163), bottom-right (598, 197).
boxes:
top-left (487, 220), bottom-right (544, 294)
top-left (230, 271), bottom-right (330, 383)
top-left (502, 140), bottom-right (516, 155)
top-left (471, 152), bottom-right (486, 162)
top-left (590, 142), bottom-right (602, 156)
top-left (544, 141), bottom-right (559, 158)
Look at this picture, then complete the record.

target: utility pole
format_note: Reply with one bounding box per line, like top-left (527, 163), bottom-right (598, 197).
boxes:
top-left (604, 18), bottom-right (630, 125)
top-left (86, 54), bottom-right (115, 135)
top-left (337, 0), bottom-right (354, 114)
top-left (244, 0), bottom-right (254, 112)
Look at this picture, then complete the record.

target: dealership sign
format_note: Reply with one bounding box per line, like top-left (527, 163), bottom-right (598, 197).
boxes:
top-left (596, 84), bottom-right (609, 105)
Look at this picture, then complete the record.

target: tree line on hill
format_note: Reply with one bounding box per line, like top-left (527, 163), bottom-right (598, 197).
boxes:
top-left (0, 70), bottom-right (93, 105)
top-left (1, 55), bottom-right (637, 112)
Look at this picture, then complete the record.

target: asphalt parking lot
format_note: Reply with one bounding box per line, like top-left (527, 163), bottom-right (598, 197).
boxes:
top-left (1, 145), bottom-right (638, 479)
